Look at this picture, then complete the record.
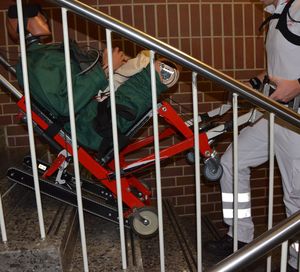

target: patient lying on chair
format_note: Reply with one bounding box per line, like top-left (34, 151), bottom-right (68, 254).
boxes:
top-left (7, 4), bottom-right (179, 155)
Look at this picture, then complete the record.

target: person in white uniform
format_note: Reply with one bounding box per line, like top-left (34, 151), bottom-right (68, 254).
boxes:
top-left (205, 1), bottom-right (300, 271)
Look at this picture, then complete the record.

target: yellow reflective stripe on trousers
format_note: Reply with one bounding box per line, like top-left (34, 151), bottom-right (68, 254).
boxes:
top-left (222, 192), bottom-right (250, 203)
top-left (223, 208), bottom-right (251, 218)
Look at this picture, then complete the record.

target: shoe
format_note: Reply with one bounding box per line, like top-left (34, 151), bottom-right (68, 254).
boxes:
top-left (287, 264), bottom-right (298, 272)
top-left (158, 58), bottom-right (180, 88)
top-left (204, 235), bottom-right (248, 258)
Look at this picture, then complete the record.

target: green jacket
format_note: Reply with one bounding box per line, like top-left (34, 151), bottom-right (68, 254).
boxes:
top-left (16, 42), bottom-right (167, 152)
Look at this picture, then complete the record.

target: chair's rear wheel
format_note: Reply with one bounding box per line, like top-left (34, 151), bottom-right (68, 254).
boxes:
top-left (129, 207), bottom-right (158, 238)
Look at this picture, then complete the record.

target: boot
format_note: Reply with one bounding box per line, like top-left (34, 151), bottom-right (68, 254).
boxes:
top-left (287, 264), bottom-right (298, 272)
top-left (204, 234), bottom-right (247, 259)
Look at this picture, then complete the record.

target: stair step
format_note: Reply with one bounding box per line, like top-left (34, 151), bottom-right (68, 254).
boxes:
top-left (0, 146), bottom-right (50, 179)
top-left (70, 213), bottom-right (143, 272)
top-left (0, 191), bottom-right (78, 272)
top-left (138, 199), bottom-right (198, 272)
top-left (0, 147), bottom-right (29, 179)
top-left (179, 214), bottom-right (224, 270)
top-left (0, 178), bottom-right (29, 219)
top-left (182, 214), bottom-right (283, 271)
top-left (0, 147), bottom-right (53, 225)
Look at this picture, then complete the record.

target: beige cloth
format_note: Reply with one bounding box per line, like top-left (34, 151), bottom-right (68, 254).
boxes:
top-left (113, 50), bottom-right (150, 89)
top-left (96, 50), bottom-right (150, 102)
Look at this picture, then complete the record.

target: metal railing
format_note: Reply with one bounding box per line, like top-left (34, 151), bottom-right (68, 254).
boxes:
top-left (208, 210), bottom-right (300, 272)
top-left (49, 0), bottom-right (300, 128)
top-left (1, 0), bottom-right (300, 271)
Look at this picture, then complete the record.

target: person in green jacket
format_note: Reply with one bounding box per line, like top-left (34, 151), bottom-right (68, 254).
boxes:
top-left (7, 4), bottom-right (179, 155)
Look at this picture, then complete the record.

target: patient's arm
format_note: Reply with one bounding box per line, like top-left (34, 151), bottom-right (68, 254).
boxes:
top-left (101, 47), bottom-right (129, 75)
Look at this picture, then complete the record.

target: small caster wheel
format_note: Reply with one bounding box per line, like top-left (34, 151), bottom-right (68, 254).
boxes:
top-left (129, 207), bottom-right (158, 238)
top-left (203, 158), bottom-right (223, 182)
top-left (186, 151), bottom-right (195, 164)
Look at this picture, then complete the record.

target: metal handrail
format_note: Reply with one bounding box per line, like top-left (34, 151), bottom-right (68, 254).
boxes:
top-left (0, 74), bottom-right (22, 100)
top-left (48, 0), bottom-right (300, 128)
top-left (0, 54), bottom-right (16, 75)
top-left (208, 210), bottom-right (300, 272)
top-left (0, 53), bottom-right (22, 100)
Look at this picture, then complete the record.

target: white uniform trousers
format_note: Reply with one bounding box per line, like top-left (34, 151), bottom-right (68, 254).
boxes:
top-left (220, 116), bottom-right (300, 267)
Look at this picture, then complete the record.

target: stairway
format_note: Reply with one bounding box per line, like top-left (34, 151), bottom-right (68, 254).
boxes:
top-left (69, 214), bottom-right (143, 272)
top-left (0, 192), bottom-right (78, 272)
top-left (179, 213), bottom-right (283, 272)
top-left (0, 146), bottom-right (37, 220)
top-left (69, 199), bottom-right (215, 272)
top-left (0, 144), bottom-right (219, 272)
top-left (0, 147), bottom-right (78, 271)
top-left (0, 147), bottom-right (144, 272)
top-left (138, 199), bottom-right (283, 272)
top-left (0, 145), bottom-right (204, 272)
top-left (138, 199), bottom-right (222, 272)
top-left (0, 147), bottom-right (284, 271)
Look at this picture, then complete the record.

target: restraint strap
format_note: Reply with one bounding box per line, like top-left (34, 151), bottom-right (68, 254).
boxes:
top-left (93, 99), bottom-right (136, 157)
top-left (259, 13), bottom-right (281, 32)
top-left (275, 0), bottom-right (300, 46)
top-left (45, 116), bottom-right (70, 138)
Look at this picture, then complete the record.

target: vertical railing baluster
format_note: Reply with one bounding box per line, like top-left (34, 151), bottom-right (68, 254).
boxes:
top-left (0, 195), bottom-right (7, 243)
top-left (0, 74), bottom-right (18, 244)
top-left (16, 0), bottom-right (46, 240)
top-left (105, 29), bottom-right (127, 270)
top-left (192, 72), bottom-right (202, 272)
top-left (233, 93), bottom-right (239, 252)
top-left (267, 112), bottom-right (275, 272)
top-left (150, 50), bottom-right (165, 272)
top-left (61, 8), bottom-right (89, 271)
top-left (298, 244), bottom-right (300, 271)
top-left (281, 241), bottom-right (289, 272)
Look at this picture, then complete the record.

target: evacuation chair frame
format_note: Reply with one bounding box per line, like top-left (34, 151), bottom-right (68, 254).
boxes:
top-left (1, 52), bottom-right (266, 238)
